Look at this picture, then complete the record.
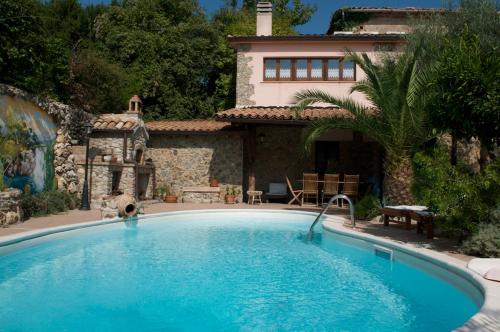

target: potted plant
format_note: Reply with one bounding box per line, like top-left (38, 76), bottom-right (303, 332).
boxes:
top-left (155, 185), bottom-right (166, 201)
top-left (225, 186), bottom-right (240, 204)
top-left (210, 177), bottom-right (219, 187)
top-left (164, 183), bottom-right (178, 203)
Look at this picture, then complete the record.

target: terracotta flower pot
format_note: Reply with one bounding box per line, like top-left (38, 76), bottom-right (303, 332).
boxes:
top-left (164, 195), bottom-right (178, 203)
top-left (225, 195), bottom-right (236, 204)
top-left (210, 178), bottom-right (219, 187)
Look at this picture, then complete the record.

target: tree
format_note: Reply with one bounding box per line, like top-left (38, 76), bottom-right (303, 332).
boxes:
top-left (294, 51), bottom-right (433, 204)
top-left (0, 0), bottom-right (46, 93)
top-left (410, 0), bottom-right (500, 157)
top-left (68, 48), bottom-right (132, 114)
top-left (94, 0), bottom-right (222, 119)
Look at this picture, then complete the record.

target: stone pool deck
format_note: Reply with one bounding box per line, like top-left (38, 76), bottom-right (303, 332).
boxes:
top-left (0, 201), bottom-right (472, 262)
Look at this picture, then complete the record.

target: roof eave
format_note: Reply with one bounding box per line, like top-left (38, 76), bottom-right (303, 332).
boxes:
top-left (214, 117), bottom-right (314, 126)
top-left (91, 128), bottom-right (135, 133)
top-left (148, 129), bottom-right (244, 135)
top-left (227, 34), bottom-right (404, 47)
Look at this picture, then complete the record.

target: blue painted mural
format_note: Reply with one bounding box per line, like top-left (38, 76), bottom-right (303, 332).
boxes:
top-left (0, 95), bottom-right (57, 192)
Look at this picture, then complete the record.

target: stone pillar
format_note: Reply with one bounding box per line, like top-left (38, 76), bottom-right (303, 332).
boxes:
top-left (0, 189), bottom-right (22, 226)
top-left (246, 125), bottom-right (257, 192)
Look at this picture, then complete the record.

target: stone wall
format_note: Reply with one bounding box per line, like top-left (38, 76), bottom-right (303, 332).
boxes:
top-left (146, 134), bottom-right (243, 200)
top-left (254, 125), bottom-right (315, 191)
top-left (0, 189), bottom-right (22, 226)
top-left (235, 44), bottom-right (255, 107)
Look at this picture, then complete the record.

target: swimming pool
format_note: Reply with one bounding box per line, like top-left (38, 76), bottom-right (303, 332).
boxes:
top-left (0, 211), bottom-right (483, 331)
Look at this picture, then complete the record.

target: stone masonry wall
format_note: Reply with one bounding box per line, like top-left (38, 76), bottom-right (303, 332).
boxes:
top-left (0, 189), bottom-right (22, 226)
top-left (146, 134), bottom-right (243, 199)
top-left (90, 132), bottom-right (126, 162)
top-left (236, 44), bottom-right (255, 107)
top-left (254, 125), bottom-right (314, 191)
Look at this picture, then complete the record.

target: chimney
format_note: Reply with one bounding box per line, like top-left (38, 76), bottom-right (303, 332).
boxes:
top-left (127, 95), bottom-right (143, 119)
top-left (256, 2), bottom-right (272, 36)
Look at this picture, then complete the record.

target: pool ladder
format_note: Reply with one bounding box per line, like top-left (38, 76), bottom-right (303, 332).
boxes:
top-left (307, 194), bottom-right (355, 241)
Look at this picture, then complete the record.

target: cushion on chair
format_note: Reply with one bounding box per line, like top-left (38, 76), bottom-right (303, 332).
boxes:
top-left (268, 183), bottom-right (287, 195)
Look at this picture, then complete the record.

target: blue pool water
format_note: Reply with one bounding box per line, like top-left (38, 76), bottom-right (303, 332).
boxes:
top-left (0, 212), bottom-right (479, 331)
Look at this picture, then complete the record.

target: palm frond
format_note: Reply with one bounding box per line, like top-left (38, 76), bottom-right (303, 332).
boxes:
top-left (294, 49), bottom-right (435, 158)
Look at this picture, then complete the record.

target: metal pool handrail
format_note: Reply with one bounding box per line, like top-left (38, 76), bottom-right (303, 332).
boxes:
top-left (307, 194), bottom-right (355, 240)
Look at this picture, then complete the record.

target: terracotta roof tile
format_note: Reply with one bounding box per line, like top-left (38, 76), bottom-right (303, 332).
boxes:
top-left (215, 106), bottom-right (352, 122)
top-left (92, 114), bottom-right (139, 131)
top-left (146, 120), bottom-right (233, 132)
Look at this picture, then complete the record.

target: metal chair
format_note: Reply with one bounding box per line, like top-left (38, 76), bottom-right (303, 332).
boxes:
top-left (322, 174), bottom-right (340, 205)
top-left (301, 173), bottom-right (319, 206)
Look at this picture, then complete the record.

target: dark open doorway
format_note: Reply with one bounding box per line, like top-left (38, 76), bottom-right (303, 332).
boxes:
top-left (314, 141), bottom-right (340, 176)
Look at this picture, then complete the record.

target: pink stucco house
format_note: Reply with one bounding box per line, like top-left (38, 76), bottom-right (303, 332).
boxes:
top-left (87, 4), bottom-right (434, 204)
top-left (211, 4), bottom-right (429, 199)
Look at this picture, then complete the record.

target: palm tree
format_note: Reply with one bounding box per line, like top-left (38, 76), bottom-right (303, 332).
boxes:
top-left (294, 51), bottom-right (433, 204)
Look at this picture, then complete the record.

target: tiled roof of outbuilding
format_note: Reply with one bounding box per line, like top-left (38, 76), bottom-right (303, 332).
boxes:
top-left (146, 119), bottom-right (233, 133)
top-left (92, 114), bottom-right (140, 131)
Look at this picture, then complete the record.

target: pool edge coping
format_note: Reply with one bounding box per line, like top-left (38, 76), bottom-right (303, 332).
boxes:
top-left (0, 209), bottom-right (499, 331)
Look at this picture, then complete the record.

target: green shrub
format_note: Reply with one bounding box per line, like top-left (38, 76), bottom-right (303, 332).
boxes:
top-left (355, 194), bottom-right (381, 220)
top-left (412, 146), bottom-right (500, 239)
top-left (21, 190), bottom-right (78, 219)
top-left (461, 223), bottom-right (500, 258)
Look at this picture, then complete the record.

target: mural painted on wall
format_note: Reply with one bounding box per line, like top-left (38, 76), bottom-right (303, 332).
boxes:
top-left (0, 95), bottom-right (57, 192)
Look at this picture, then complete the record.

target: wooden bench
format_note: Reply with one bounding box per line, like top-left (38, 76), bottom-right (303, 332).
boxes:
top-left (411, 211), bottom-right (435, 239)
top-left (380, 207), bottom-right (435, 239)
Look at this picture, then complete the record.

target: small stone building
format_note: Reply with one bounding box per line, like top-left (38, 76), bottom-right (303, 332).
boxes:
top-left (74, 96), bottom-right (154, 207)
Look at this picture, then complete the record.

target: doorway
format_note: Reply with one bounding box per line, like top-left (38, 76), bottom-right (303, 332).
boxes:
top-left (315, 141), bottom-right (340, 176)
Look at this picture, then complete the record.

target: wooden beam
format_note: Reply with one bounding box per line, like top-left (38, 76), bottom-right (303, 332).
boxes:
top-left (247, 125), bottom-right (257, 192)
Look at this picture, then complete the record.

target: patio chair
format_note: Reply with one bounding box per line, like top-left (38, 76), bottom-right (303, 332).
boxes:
top-left (342, 174), bottom-right (359, 207)
top-left (286, 176), bottom-right (303, 205)
top-left (322, 173), bottom-right (340, 205)
top-left (301, 173), bottom-right (319, 206)
top-left (266, 182), bottom-right (287, 203)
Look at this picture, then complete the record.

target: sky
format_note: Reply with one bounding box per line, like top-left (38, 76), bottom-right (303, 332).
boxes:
top-left (80, 0), bottom-right (444, 34)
